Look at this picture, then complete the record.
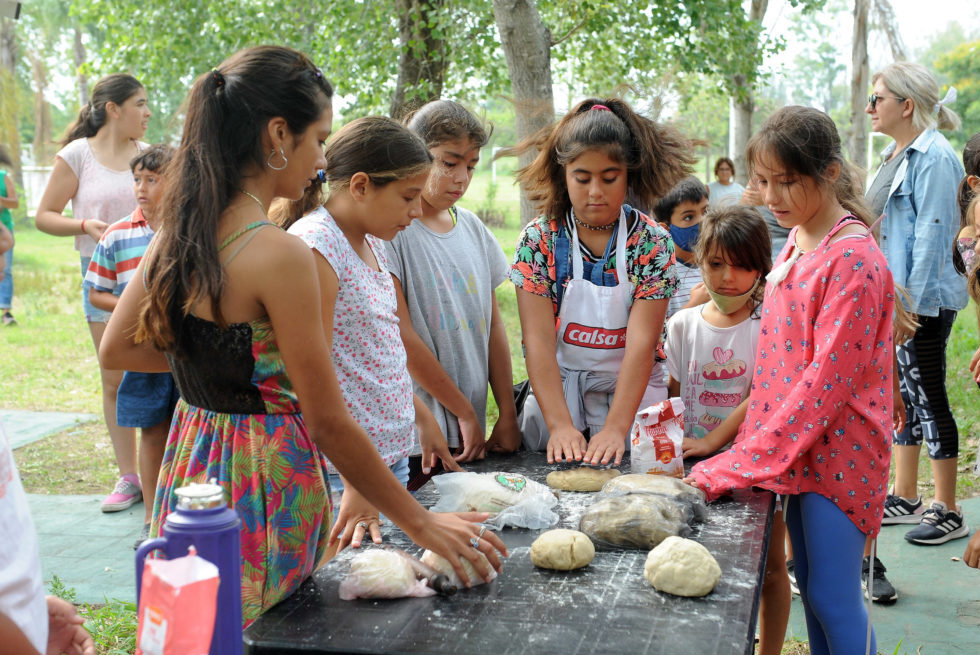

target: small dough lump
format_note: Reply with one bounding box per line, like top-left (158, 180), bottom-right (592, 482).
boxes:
top-left (420, 549), bottom-right (497, 587)
top-left (530, 529), bottom-right (595, 570)
top-left (643, 536), bottom-right (721, 597)
top-left (546, 467), bottom-right (621, 491)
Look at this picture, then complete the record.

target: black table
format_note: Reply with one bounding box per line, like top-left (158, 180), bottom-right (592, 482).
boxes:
top-left (244, 452), bottom-right (775, 655)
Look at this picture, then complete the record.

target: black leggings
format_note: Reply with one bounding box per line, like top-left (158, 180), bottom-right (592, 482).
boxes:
top-left (894, 309), bottom-right (959, 459)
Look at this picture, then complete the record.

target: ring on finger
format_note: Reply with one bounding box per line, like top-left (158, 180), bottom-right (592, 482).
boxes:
top-left (477, 525), bottom-right (487, 539)
top-left (469, 537), bottom-right (480, 549)
top-left (357, 521), bottom-right (370, 531)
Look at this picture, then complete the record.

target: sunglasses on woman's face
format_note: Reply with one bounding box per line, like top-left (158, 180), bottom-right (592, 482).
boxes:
top-left (868, 93), bottom-right (906, 110)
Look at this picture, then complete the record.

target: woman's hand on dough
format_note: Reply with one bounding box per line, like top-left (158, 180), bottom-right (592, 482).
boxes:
top-left (583, 428), bottom-right (626, 467)
top-left (454, 410), bottom-right (487, 463)
top-left (546, 425), bottom-right (587, 464)
top-left (329, 485), bottom-right (383, 550)
top-left (408, 512), bottom-right (508, 587)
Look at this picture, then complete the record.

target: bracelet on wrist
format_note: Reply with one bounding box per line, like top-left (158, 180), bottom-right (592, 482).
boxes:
top-left (80, 219), bottom-right (87, 234)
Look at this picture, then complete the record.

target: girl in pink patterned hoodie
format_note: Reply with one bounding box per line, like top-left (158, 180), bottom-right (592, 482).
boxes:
top-left (686, 106), bottom-right (894, 655)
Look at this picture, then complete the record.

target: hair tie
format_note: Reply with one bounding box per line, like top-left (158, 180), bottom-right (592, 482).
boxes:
top-left (211, 68), bottom-right (225, 88)
top-left (934, 86), bottom-right (956, 114)
top-left (590, 104), bottom-right (611, 112)
top-left (315, 169), bottom-right (326, 183)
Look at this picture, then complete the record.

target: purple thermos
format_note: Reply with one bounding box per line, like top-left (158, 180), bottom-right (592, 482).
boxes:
top-left (136, 481), bottom-right (243, 655)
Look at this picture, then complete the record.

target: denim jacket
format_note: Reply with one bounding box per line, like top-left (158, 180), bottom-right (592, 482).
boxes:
top-left (875, 129), bottom-right (966, 316)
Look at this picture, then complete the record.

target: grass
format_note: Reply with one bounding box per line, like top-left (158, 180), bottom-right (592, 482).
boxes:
top-left (4, 167), bottom-right (979, 653)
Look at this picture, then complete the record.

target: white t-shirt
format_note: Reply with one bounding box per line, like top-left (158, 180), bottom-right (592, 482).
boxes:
top-left (707, 181), bottom-right (745, 210)
top-left (0, 422), bottom-right (47, 652)
top-left (386, 207), bottom-right (509, 449)
top-left (56, 138), bottom-right (145, 259)
top-left (665, 305), bottom-right (760, 440)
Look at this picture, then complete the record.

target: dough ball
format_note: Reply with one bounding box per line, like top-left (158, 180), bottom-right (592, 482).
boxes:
top-left (421, 548), bottom-right (497, 587)
top-left (643, 536), bottom-right (721, 597)
top-left (602, 473), bottom-right (706, 504)
top-left (578, 493), bottom-right (693, 549)
top-left (530, 529), bottom-right (595, 570)
top-left (546, 467), bottom-right (621, 492)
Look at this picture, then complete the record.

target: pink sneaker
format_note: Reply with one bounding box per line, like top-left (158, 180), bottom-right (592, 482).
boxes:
top-left (101, 474), bottom-right (142, 512)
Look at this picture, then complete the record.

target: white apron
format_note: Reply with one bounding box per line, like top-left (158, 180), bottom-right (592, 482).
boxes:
top-left (520, 209), bottom-right (667, 450)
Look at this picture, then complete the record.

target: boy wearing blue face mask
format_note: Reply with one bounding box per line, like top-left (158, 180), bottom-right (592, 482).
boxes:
top-left (654, 176), bottom-right (709, 318)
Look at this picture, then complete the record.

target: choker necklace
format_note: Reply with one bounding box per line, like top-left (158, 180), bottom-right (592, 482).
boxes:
top-left (572, 214), bottom-right (616, 231)
top-left (240, 189), bottom-right (266, 212)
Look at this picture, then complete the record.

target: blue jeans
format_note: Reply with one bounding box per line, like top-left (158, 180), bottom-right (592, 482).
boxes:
top-left (328, 457), bottom-right (410, 527)
top-left (0, 248), bottom-right (12, 309)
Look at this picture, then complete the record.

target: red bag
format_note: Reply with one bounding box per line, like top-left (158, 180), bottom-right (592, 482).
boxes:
top-left (136, 546), bottom-right (220, 655)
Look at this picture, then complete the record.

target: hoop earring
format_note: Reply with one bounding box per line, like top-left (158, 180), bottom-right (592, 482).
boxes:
top-left (267, 147), bottom-right (288, 171)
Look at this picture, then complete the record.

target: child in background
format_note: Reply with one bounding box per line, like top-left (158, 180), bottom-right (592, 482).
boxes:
top-left (36, 74), bottom-right (150, 513)
top-left (687, 106), bottom-right (894, 655)
top-left (653, 176), bottom-right (708, 317)
top-left (666, 206), bottom-right (788, 655)
top-left (284, 117), bottom-right (462, 547)
top-left (510, 98), bottom-right (694, 466)
top-left (388, 100), bottom-right (520, 479)
top-left (84, 144), bottom-right (177, 548)
top-left (0, 146), bottom-right (18, 326)
top-left (667, 205), bottom-right (768, 454)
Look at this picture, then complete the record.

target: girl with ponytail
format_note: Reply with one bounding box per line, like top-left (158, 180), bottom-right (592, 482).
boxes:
top-left (35, 73), bottom-right (150, 513)
top-left (686, 106), bottom-right (895, 655)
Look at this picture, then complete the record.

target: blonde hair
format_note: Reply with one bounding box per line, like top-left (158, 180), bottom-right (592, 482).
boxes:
top-left (872, 62), bottom-right (961, 133)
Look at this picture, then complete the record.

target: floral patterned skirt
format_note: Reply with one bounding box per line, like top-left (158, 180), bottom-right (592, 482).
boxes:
top-left (151, 399), bottom-right (333, 626)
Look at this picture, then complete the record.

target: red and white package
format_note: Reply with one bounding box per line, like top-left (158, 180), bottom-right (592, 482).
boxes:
top-left (630, 398), bottom-right (686, 478)
top-left (136, 547), bottom-right (219, 655)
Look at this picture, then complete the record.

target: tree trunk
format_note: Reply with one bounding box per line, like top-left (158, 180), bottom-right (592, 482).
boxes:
top-left (73, 22), bottom-right (89, 106)
top-left (848, 0), bottom-right (870, 169)
top-left (389, 0), bottom-right (448, 120)
top-left (492, 0), bottom-right (555, 225)
top-left (30, 52), bottom-right (55, 166)
top-left (0, 17), bottom-right (20, 184)
top-left (729, 0), bottom-right (767, 186)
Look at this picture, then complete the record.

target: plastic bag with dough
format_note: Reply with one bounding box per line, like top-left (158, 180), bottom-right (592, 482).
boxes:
top-left (601, 473), bottom-right (708, 521)
top-left (578, 493), bottom-right (695, 550)
top-left (338, 549), bottom-right (436, 600)
top-left (430, 471), bottom-right (558, 529)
